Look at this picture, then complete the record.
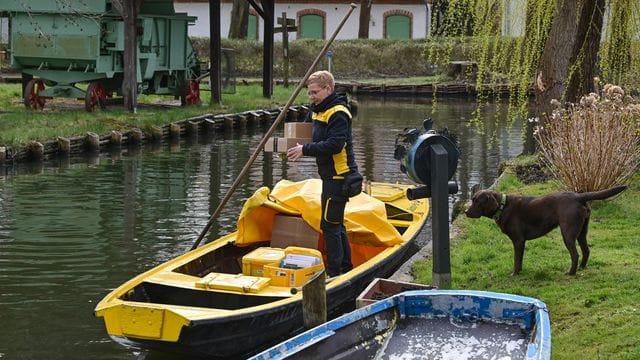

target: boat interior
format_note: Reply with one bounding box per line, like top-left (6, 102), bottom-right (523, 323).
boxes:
top-left (118, 183), bottom-right (424, 310)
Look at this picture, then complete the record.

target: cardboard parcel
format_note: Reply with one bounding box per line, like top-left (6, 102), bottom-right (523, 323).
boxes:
top-left (264, 122), bottom-right (312, 153)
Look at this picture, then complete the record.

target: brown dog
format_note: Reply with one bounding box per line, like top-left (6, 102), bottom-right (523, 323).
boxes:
top-left (465, 185), bottom-right (627, 275)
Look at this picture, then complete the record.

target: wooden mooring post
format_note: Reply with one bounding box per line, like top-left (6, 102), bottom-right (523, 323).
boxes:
top-left (300, 271), bottom-right (327, 329)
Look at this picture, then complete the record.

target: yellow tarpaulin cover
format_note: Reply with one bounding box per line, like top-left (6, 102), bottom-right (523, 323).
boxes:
top-left (236, 179), bottom-right (403, 247)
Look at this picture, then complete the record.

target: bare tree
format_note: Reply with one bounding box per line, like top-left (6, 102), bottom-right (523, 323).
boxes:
top-left (228, 0), bottom-right (249, 39)
top-left (112, 0), bottom-right (144, 113)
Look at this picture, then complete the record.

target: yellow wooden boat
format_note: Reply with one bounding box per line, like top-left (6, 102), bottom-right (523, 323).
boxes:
top-left (94, 179), bottom-right (429, 358)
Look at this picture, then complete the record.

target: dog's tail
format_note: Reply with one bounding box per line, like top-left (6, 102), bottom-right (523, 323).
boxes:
top-left (578, 185), bottom-right (627, 202)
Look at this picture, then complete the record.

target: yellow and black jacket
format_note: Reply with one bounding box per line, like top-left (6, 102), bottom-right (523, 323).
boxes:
top-left (302, 92), bottom-right (358, 180)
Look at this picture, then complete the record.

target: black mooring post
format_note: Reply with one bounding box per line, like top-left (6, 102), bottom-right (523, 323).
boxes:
top-left (431, 143), bottom-right (451, 288)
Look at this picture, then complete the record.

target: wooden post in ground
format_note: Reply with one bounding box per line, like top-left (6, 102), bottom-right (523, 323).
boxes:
top-left (301, 271), bottom-right (326, 329)
top-left (28, 141), bottom-right (44, 160)
top-left (129, 128), bottom-right (143, 144)
top-left (170, 123), bottom-right (181, 140)
top-left (203, 118), bottom-right (216, 132)
top-left (187, 121), bottom-right (199, 136)
top-left (85, 132), bottom-right (100, 152)
top-left (150, 126), bottom-right (163, 142)
top-left (57, 137), bottom-right (71, 155)
top-left (110, 131), bottom-right (123, 147)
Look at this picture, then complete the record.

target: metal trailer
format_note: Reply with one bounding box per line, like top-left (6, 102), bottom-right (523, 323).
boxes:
top-left (1, 0), bottom-right (202, 111)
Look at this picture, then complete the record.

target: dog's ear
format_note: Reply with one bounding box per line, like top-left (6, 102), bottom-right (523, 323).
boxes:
top-left (487, 191), bottom-right (501, 209)
top-left (474, 191), bottom-right (500, 213)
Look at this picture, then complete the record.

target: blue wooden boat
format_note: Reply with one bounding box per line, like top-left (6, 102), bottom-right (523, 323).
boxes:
top-left (250, 290), bottom-right (551, 360)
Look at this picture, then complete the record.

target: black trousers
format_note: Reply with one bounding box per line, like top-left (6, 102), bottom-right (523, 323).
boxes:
top-left (320, 179), bottom-right (352, 277)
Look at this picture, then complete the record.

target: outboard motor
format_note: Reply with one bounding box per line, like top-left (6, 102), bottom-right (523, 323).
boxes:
top-left (394, 119), bottom-right (460, 199)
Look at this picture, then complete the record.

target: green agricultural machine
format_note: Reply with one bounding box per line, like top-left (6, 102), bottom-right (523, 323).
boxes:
top-left (1, 0), bottom-right (202, 111)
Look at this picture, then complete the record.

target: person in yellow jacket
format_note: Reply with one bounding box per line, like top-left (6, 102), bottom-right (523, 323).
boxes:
top-left (287, 71), bottom-right (359, 277)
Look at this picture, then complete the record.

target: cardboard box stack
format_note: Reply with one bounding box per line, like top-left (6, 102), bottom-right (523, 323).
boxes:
top-left (264, 122), bottom-right (312, 153)
top-left (270, 214), bottom-right (319, 249)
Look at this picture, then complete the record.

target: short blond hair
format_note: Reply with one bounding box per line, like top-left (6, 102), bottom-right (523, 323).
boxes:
top-left (307, 71), bottom-right (334, 91)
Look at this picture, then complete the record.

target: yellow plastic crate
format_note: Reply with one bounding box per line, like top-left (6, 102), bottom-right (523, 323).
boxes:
top-left (242, 247), bottom-right (285, 277)
top-left (263, 263), bottom-right (324, 288)
top-left (264, 247), bottom-right (325, 288)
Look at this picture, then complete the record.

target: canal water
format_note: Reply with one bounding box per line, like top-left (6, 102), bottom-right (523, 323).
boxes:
top-left (0, 97), bottom-right (523, 359)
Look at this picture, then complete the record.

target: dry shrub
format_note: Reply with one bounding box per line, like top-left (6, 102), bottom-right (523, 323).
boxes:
top-left (534, 84), bottom-right (640, 192)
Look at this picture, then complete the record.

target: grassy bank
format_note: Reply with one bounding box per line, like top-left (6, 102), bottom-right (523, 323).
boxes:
top-left (413, 171), bottom-right (640, 359)
top-left (0, 83), bottom-right (305, 148)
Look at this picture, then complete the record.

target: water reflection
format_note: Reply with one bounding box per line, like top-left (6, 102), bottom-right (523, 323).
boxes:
top-left (352, 96), bottom-right (523, 201)
top-left (0, 97), bottom-right (523, 359)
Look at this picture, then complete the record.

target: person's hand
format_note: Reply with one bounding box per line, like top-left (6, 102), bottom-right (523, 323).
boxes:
top-left (287, 143), bottom-right (303, 161)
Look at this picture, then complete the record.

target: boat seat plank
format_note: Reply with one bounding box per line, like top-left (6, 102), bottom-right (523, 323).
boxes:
top-left (145, 271), bottom-right (204, 288)
top-left (195, 272), bottom-right (271, 293)
top-left (145, 270), bottom-right (296, 297)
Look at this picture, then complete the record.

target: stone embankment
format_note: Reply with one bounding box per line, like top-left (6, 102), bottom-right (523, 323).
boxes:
top-left (0, 105), bottom-right (311, 165)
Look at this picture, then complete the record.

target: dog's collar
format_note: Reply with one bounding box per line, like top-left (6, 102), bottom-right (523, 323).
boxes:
top-left (492, 193), bottom-right (507, 221)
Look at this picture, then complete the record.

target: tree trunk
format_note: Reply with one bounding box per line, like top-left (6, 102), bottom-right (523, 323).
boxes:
top-left (534, 0), bottom-right (605, 121)
top-left (228, 0), bottom-right (249, 39)
top-left (358, 0), bottom-right (372, 39)
top-left (113, 0), bottom-right (143, 113)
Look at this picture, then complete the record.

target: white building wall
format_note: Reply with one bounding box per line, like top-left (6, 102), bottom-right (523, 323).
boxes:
top-left (174, 3), bottom-right (226, 38)
top-left (174, 3), bottom-right (430, 40)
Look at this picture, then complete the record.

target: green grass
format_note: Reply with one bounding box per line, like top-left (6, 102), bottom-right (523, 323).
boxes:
top-left (413, 173), bottom-right (640, 359)
top-left (0, 83), bottom-right (306, 147)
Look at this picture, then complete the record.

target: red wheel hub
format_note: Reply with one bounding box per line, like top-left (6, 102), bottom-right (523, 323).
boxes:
top-left (182, 80), bottom-right (201, 106)
top-left (85, 82), bottom-right (108, 112)
top-left (24, 79), bottom-right (46, 110)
